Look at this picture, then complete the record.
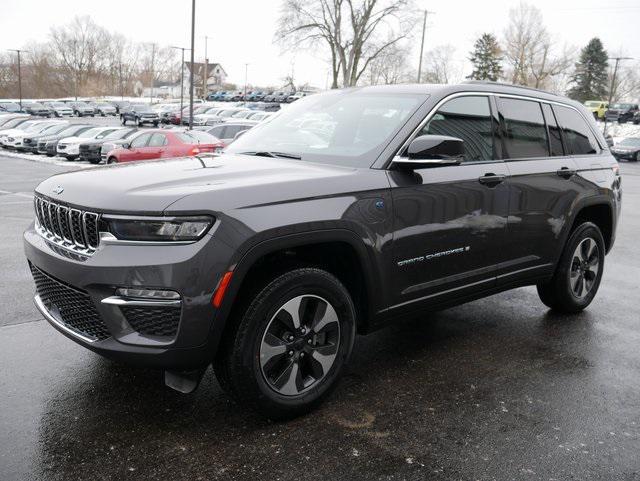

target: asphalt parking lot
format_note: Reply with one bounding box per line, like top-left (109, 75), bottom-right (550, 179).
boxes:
top-left (1, 156), bottom-right (639, 481)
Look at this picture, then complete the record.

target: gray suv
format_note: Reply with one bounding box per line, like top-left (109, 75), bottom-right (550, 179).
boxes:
top-left (24, 82), bottom-right (621, 419)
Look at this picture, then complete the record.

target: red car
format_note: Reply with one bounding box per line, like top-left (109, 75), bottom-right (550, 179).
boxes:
top-left (105, 129), bottom-right (223, 164)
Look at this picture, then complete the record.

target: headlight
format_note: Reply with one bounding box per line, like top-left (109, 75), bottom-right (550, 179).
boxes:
top-left (103, 216), bottom-right (213, 242)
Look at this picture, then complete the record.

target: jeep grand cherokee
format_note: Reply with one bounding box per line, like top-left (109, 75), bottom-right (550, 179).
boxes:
top-left (24, 82), bottom-right (621, 419)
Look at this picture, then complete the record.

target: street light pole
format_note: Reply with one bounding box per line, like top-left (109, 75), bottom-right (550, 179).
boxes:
top-left (188, 0), bottom-right (196, 130)
top-left (604, 56), bottom-right (633, 135)
top-left (8, 49), bottom-right (24, 109)
top-left (203, 35), bottom-right (210, 100)
top-left (170, 46), bottom-right (190, 121)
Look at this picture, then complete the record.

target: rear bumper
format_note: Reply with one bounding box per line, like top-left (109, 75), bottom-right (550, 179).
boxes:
top-left (23, 222), bottom-right (234, 370)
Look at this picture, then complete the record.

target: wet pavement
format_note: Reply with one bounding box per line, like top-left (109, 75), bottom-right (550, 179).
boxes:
top-left (1, 156), bottom-right (639, 481)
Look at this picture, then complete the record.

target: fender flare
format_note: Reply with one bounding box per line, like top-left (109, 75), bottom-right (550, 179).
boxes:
top-left (560, 193), bottom-right (616, 256)
top-left (208, 228), bottom-right (380, 354)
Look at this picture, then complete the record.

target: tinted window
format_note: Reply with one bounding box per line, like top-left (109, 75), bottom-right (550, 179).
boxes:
top-left (208, 126), bottom-right (225, 138)
top-left (541, 103), bottom-right (564, 156)
top-left (130, 133), bottom-right (151, 148)
top-left (499, 98), bottom-right (548, 159)
top-left (225, 125), bottom-right (250, 138)
top-left (418, 96), bottom-right (493, 162)
top-left (553, 105), bottom-right (600, 155)
top-left (148, 133), bottom-right (167, 147)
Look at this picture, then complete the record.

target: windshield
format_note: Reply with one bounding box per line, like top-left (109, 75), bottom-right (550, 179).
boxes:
top-left (585, 101), bottom-right (601, 107)
top-left (2, 118), bottom-right (30, 129)
top-left (105, 129), bottom-right (133, 140)
top-left (50, 102), bottom-right (66, 107)
top-left (58, 125), bottom-right (86, 136)
top-left (1, 103), bottom-right (20, 111)
top-left (26, 122), bottom-right (50, 132)
top-left (619, 137), bottom-right (640, 147)
top-left (180, 130), bottom-right (220, 143)
top-left (227, 91), bottom-right (425, 167)
top-left (74, 102), bottom-right (89, 108)
top-left (41, 124), bottom-right (69, 135)
top-left (79, 128), bottom-right (104, 138)
top-left (611, 103), bottom-right (633, 109)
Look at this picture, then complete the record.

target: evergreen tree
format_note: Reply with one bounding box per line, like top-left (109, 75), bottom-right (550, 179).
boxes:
top-left (567, 38), bottom-right (608, 102)
top-left (467, 33), bottom-right (503, 81)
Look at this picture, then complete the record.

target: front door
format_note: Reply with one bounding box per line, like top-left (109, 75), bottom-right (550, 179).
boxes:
top-left (389, 95), bottom-right (510, 308)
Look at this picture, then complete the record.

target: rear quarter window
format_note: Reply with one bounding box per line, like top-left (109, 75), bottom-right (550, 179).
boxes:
top-left (553, 105), bottom-right (600, 155)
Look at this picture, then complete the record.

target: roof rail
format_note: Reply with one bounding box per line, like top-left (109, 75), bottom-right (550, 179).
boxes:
top-left (462, 80), bottom-right (559, 96)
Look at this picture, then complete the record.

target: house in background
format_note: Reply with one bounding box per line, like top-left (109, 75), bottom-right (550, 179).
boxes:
top-left (184, 61), bottom-right (227, 98)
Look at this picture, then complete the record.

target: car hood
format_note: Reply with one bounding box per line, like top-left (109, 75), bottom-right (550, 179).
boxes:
top-left (35, 154), bottom-right (385, 214)
top-left (0, 128), bottom-right (30, 137)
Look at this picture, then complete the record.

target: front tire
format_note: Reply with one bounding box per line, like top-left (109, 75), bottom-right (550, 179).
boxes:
top-left (537, 222), bottom-right (605, 314)
top-left (214, 268), bottom-right (356, 420)
top-left (106, 157), bottom-right (117, 164)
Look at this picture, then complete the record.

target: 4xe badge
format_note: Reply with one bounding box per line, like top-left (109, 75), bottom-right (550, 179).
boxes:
top-left (52, 186), bottom-right (64, 195)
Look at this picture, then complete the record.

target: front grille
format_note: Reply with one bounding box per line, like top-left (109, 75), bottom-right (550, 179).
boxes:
top-left (30, 264), bottom-right (110, 341)
top-left (58, 144), bottom-right (67, 150)
top-left (34, 195), bottom-right (101, 254)
top-left (121, 305), bottom-right (181, 337)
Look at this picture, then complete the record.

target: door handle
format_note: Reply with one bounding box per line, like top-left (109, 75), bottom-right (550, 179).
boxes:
top-left (478, 173), bottom-right (506, 186)
top-left (557, 167), bottom-right (576, 178)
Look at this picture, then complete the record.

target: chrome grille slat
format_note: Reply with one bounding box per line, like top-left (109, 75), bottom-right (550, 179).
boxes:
top-left (33, 195), bottom-right (100, 255)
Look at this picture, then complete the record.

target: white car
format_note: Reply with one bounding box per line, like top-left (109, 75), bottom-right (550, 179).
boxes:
top-left (198, 108), bottom-right (250, 126)
top-left (44, 102), bottom-right (74, 117)
top-left (0, 120), bottom-right (65, 148)
top-left (56, 126), bottom-right (123, 160)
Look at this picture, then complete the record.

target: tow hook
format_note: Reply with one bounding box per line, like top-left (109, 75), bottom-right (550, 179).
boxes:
top-left (164, 368), bottom-right (206, 394)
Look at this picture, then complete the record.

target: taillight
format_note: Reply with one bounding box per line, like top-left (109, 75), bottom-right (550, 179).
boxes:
top-left (190, 147), bottom-right (200, 155)
top-left (612, 164), bottom-right (620, 175)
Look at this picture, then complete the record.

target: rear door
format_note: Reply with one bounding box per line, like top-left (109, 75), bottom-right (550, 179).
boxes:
top-left (389, 94), bottom-right (510, 308)
top-left (497, 97), bottom-right (581, 284)
top-left (148, 133), bottom-right (168, 159)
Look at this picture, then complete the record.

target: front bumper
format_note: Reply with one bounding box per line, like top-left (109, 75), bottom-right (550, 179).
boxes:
top-left (24, 221), bottom-right (233, 369)
top-left (79, 148), bottom-right (101, 162)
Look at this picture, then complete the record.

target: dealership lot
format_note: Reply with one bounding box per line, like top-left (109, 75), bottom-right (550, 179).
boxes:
top-left (1, 156), bottom-right (639, 480)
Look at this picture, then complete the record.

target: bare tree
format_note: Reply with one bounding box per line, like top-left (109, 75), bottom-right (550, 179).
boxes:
top-left (530, 41), bottom-right (575, 89)
top-left (609, 61), bottom-right (640, 102)
top-left (366, 41), bottom-right (414, 85)
top-left (48, 16), bottom-right (110, 99)
top-left (503, 2), bottom-right (546, 85)
top-left (423, 45), bottom-right (462, 84)
top-left (277, 0), bottom-right (417, 88)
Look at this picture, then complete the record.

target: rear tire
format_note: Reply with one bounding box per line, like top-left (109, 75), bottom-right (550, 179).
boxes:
top-left (106, 157), bottom-right (117, 164)
top-left (214, 268), bottom-right (356, 420)
top-left (537, 222), bottom-right (605, 314)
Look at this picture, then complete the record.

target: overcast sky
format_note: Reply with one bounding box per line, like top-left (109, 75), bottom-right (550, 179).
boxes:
top-left (1, 0), bottom-right (639, 89)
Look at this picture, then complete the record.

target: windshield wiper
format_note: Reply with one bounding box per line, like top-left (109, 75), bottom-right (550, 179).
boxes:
top-left (240, 151), bottom-right (302, 160)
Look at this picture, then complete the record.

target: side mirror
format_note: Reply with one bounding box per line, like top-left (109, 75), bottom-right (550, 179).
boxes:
top-left (393, 135), bottom-right (464, 169)
top-left (122, 142), bottom-right (131, 149)
top-left (605, 135), bottom-right (614, 147)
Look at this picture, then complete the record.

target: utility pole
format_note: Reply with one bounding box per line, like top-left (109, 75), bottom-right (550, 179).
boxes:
top-left (604, 56), bottom-right (633, 135)
top-left (149, 43), bottom-right (156, 105)
top-left (189, 0), bottom-right (196, 130)
top-left (170, 46), bottom-right (190, 118)
top-left (8, 49), bottom-right (23, 109)
top-left (244, 63), bottom-right (249, 102)
top-left (416, 10), bottom-right (435, 83)
top-left (203, 35), bottom-right (210, 100)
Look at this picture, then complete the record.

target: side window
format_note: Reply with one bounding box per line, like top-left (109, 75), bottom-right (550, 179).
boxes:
top-left (553, 105), bottom-right (600, 155)
top-left (541, 103), bottom-right (564, 156)
top-left (417, 96), bottom-right (494, 162)
top-left (148, 133), bottom-right (167, 147)
top-left (499, 98), bottom-right (548, 159)
top-left (130, 133), bottom-right (151, 148)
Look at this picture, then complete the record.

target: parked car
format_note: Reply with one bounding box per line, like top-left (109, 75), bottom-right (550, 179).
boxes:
top-left (24, 82), bottom-right (620, 420)
top-left (245, 111), bottom-right (274, 122)
top-left (69, 102), bottom-right (95, 117)
top-left (204, 121), bottom-right (257, 145)
top-left (104, 129), bottom-right (223, 163)
top-left (287, 92), bottom-right (308, 103)
top-left (584, 100), bottom-right (608, 120)
top-left (57, 127), bottom-right (122, 160)
top-left (120, 104), bottom-right (160, 126)
top-left (22, 102), bottom-right (51, 117)
top-left (17, 122), bottom-right (71, 152)
top-left (152, 104), bottom-right (180, 123)
top-left (0, 102), bottom-right (22, 113)
top-left (206, 91), bottom-right (225, 101)
top-left (31, 124), bottom-right (93, 155)
top-left (633, 111), bottom-right (640, 125)
top-left (610, 137), bottom-right (640, 161)
top-left (0, 116), bottom-right (32, 135)
top-left (246, 91), bottom-right (266, 102)
top-left (79, 128), bottom-right (139, 164)
top-left (605, 102), bottom-right (639, 123)
top-left (44, 102), bottom-right (74, 117)
top-left (89, 101), bottom-right (117, 116)
top-left (0, 120), bottom-right (63, 148)
top-left (263, 91), bottom-right (281, 102)
top-left (0, 114), bottom-right (29, 128)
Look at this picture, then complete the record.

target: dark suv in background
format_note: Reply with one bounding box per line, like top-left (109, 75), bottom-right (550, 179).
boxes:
top-left (120, 104), bottom-right (160, 126)
top-left (24, 82), bottom-right (620, 420)
top-left (605, 102), bottom-right (639, 123)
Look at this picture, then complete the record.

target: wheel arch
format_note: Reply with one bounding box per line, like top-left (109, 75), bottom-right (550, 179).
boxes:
top-left (211, 229), bottom-right (379, 356)
top-left (566, 198), bottom-right (615, 253)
